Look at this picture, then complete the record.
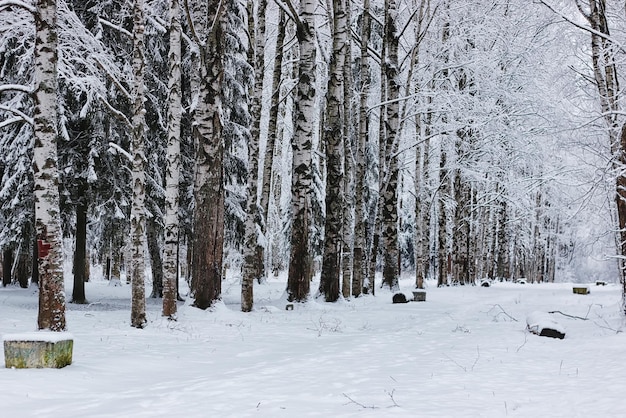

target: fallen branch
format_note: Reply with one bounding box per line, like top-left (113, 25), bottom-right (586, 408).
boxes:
top-left (488, 304), bottom-right (519, 322)
top-left (548, 311), bottom-right (589, 321)
top-left (342, 393), bottom-right (378, 409)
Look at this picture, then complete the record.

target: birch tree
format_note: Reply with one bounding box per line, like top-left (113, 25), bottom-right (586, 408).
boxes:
top-left (188, 0), bottom-right (226, 309)
top-left (568, 0), bottom-right (626, 310)
top-left (129, 0), bottom-right (147, 328)
top-left (319, 0), bottom-right (347, 302)
top-left (32, 0), bottom-right (66, 331)
top-left (162, 0), bottom-right (182, 319)
top-left (287, 0), bottom-right (317, 302)
top-left (352, 0), bottom-right (371, 297)
top-left (241, 0), bottom-right (267, 312)
top-left (380, 0), bottom-right (401, 290)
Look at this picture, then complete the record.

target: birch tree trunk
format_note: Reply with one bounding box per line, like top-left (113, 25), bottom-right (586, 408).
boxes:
top-left (242, 0), bottom-right (267, 312)
top-left (34, 0), bottom-right (66, 331)
top-left (71, 191), bottom-right (87, 304)
top-left (437, 145), bottom-right (448, 287)
top-left (162, 0), bottom-right (182, 320)
top-left (287, 1), bottom-right (317, 302)
top-left (130, 0), bottom-right (147, 328)
top-left (319, 0), bottom-right (347, 302)
top-left (341, 29), bottom-right (354, 299)
top-left (380, 0), bottom-right (400, 290)
top-left (352, 0), bottom-right (371, 298)
top-left (261, 9), bottom-right (285, 220)
top-left (190, 0), bottom-right (225, 310)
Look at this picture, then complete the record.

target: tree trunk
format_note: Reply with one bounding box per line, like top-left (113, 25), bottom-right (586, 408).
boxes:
top-left (380, 0), bottom-right (400, 291)
top-left (33, 0), bottom-right (66, 332)
top-left (287, 3), bottom-right (317, 302)
top-left (130, 0), bottom-right (147, 328)
top-left (71, 197), bottom-right (88, 304)
top-left (260, 10), bottom-right (286, 283)
top-left (162, 0), bottom-right (182, 319)
top-left (352, 0), bottom-right (371, 298)
top-left (437, 146), bottom-right (448, 287)
top-left (320, 0), bottom-right (347, 302)
top-left (2, 249), bottom-right (11, 287)
top-left (242, 0), bottom-right (268, 312)
top-left (341, 25), bottom-right (354, 299)
top-left (147, 216), bottom-right (163, 298)
top-left (190, 0), bottom-right (226, 310)
top-left (16, 249), bottom-right (29, 289)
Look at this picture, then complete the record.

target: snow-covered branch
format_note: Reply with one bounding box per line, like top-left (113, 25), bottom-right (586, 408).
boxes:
top-left (0, 0), bottom-right (35, 14)
top-left (149, 14), bottom-right (195, 49)
top-left (98, 96), bottom-right (132, 128)
top-left (108, 142), bottom-right (132, 162)
top-left (98, 18), bottom-right (132, 38)
top-left (272, 0), bottom-right (298, 26)
top-left (538, 0), bottom-right (626, 54)
top-left (0, 84), bottom-right (32, 94)
top-left (93, 56), bottom-right (132, 101)
top-left (0, 116), bottom-right (26, 129)
top-left (0, 105), bottom-right (33, 126)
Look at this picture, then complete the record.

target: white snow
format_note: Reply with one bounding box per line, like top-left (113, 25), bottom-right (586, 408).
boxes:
top-left (3, 332), bottom-right (74, 343)
top-left (526, 311), bottom-right (566, 336)
top-left (0, 274), bottom-right (625, 417)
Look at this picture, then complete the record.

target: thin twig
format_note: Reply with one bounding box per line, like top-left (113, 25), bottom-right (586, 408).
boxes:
top-left (516, 333), bottom-right (528, 353)
top-left (342, 393), bottom-right (378, 409)
top-left (548, 311), bottom-right (589, 321)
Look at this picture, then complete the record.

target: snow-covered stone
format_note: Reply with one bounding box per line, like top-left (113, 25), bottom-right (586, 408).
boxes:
top-left (526, 311), bottom-right (565, 339)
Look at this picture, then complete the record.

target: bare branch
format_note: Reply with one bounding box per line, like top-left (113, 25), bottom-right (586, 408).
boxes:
top-left (342, 393), bottom-right (379, 409)
top-left (548, 310), bottom-right (589, 320)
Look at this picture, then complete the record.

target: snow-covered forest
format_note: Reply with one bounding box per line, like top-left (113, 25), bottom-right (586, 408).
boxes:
top-left (1, 0), bottom-right (626, 330)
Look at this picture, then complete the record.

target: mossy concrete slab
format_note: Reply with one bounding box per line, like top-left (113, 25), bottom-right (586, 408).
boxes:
top-left (3, 332), bottom-right (73, 369)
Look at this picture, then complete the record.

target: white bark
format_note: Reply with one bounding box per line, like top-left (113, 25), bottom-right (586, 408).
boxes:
top-left (352, 0), bottom-right (371, 297)
top-left (130, 0), bottom-right (147, 328)
top-left (163, 0), bottom-right (182, 319)
top-left (242, 0), bottom-right (267, 312)
top-left (189, 0), bottom-right (225, 310)
top-left (320, 0), bottom-right (347, 302)
top-left (287, 0), bottom-right (317, 302)
top-left (34, 0), bottom-right (66, 332)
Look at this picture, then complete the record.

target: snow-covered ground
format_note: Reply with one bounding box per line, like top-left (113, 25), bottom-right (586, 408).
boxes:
top-left (1, 272), bottom-right (625, 417)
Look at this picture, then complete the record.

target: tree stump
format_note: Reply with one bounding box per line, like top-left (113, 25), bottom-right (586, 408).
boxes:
top-left (4, 332), bottom-right (73, 368)
top-left (412, 290), bottom-right (426, 302)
